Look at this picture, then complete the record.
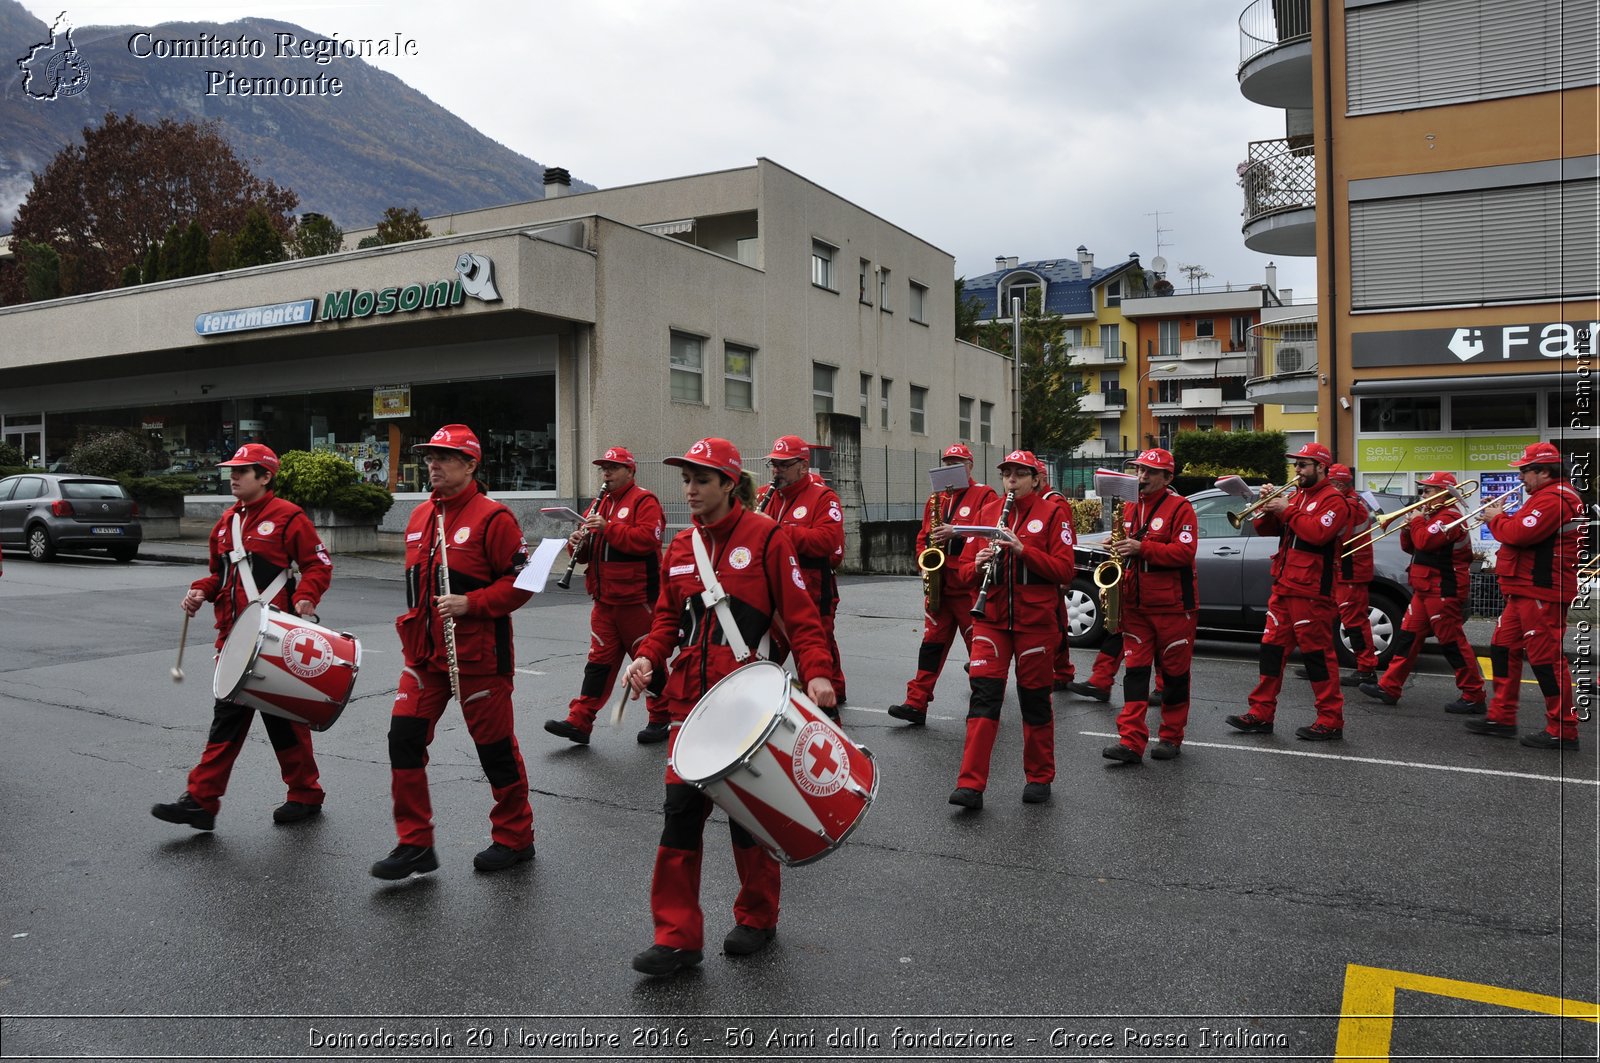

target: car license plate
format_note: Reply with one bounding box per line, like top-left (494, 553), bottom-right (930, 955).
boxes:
top-left (91, 526), bottom-right (124, 535)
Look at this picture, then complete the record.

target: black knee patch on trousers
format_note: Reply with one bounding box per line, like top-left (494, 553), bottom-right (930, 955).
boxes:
top-left (916, 640), bottom-right (946, 674)
top-left (661, 783), bottom-right (710, 849)
top-left (1101, 633), bottom-right (1124, 658)
top-left (578, 660), bottom-right (610, 698)
top-left (1344, 626), bottom-right (1366, 651)
top-left (1018, 686), bottom-right (1053, 726)
top-left (1123, 665), bottom-right (1152, 705)
top-left (1259, 642), bottom-right (1287, 678)
top-left (729, 819), bottom-right (759, 850)
top-left (1160, 671), bottom-right (1191, 705)
top-left (968, 676), bottom-right (1005, 719)
top-left (1390, 629), bottom-right (1416, 662)
top-left (1490, 645), bottom-right (1510, 678)
top-left (475, 736), bottom-right (522, 789)
top-left (647, 667), bottom-right (667, 698)
top-left (1302, 650), bottom-right (1331, 683)
top-left (1440, 642), bottom-right (1466, 670)
top-left (262, 713), bottom-right (301, 752)
top-left (1531, 662), bottom-right (1562, 698)
top-left (388, 715), bottom-right (431, 770)
top-left (207, 700), bottom-right (252, 744)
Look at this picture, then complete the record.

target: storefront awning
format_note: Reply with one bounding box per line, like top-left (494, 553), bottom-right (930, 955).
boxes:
top-left (641, 219), bottom-right (695, 236)
top-left (1352, 372), bottom-right (1569, 394)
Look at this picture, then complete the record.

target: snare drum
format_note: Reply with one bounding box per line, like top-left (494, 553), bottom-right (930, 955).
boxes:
top-left (671, 660), bottom-right (878, 866)
top-left (213, 601), bottom-right (362, 731)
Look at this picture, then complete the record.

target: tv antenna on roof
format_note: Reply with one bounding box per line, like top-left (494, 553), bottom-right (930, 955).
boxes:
top-left (1145, 210), bottom-right (1174, 271)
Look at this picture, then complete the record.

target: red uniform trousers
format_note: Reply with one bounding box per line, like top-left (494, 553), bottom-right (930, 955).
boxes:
top-left (900, 585), bottom-right (976, 710)
top-left (1248, 592), bottom-right (1345, 729)
top-left (1376, 594), bottom-right (1484, 702)
top-left (565, 601), bottom-right (669, 731)
top-left (1114, 610), bottom-right (1196, 754)
top-left (1488, 595), bottom-right (1576, 740)
top-left (651, 724), bottom-right (779, 950)
top-left (1088, 634), bottom-right (1123, 689)
top-left (821, 607), bottom-right (847, 700)
top-left (1053, 596), bottom-right (1075, 683)
top-left (958, 624), bottom-right (1056, 791)
top-left (1335, 582), bottom-right (1379, 673)
top-left (186, 698), bottom-right (322, 814)
top-left (387, 668), bottom-right (534, 849)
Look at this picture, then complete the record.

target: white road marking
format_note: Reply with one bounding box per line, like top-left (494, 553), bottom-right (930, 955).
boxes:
top-left (1077, 731), bottom-right (1597, 786)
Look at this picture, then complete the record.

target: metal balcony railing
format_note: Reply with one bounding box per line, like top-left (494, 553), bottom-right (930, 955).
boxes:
top-left (1239, 0), bottom-right (1311, 69)
top-left (1239, 136), bottom-right (1316, 221)
top-left (1246, 317), bottom-right (1319, 383)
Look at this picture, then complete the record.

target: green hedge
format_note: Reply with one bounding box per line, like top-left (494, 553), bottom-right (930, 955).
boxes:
top-left (1173, 430), bottom-right (1288, 479)
top-left (274, 449), bottom-right (394, 522)
top-left (119, 474), bottom-right (200, 509)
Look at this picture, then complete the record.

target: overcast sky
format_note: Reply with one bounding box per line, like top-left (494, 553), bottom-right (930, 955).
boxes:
top-left (17, 0), bottom-right (1318, 298)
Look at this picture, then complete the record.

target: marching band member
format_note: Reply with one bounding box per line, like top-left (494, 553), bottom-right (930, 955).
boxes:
top-left (888, 444), bottom-right (997, 726)
top-left (1101, 448), bottom-right (1198, 764)
top-left (755, 435), bottom-right (847, 711)
top-left (620, 437), bottom-right (835, 978)
top-left (948, 450), bottom-right (1076, 809)
top-left (1359, 472), bottom-right (1485, 713)
top-left (151, 444), bottom-right (332, 832)
top-left (1466, 442), bottom-right (1585, 750)
top-left (544, 446), bottom-right (671, 746)
top-left (1037, 470), bottom-right (1079, 692)
top-left (1328, 464), bottom-right (1380, 687)
top-left (1225, 442), bottom-right (1351, 741)
top-left (371, 425), bottom-right (537, 879)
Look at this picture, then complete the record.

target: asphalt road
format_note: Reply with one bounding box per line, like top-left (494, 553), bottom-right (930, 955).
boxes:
top-left (0, 550), bottom-right (1595, 1062)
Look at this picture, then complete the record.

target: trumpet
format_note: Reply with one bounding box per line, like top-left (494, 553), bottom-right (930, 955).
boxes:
top-left (556, 483), bottom-right (609, 590)
top-left (917, 489), bottom-right (946, 613)
top-left (970, 490), bottom-right (1016, 617)
top-left (1341, 479), bottom-right (1479, 557)
top-left (1227, 482), bottom-right (1296, 529)
top-left (1439, 485), bottom-right (1525, 533)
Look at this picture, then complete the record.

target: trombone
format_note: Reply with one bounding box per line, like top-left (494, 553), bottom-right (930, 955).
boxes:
top-left (1439, 485), bottom-right (1525, 533)
top-left (1227, 482), bottom-right (1296, 529)
top-left (1341, 479), bottom-right (1479, 557)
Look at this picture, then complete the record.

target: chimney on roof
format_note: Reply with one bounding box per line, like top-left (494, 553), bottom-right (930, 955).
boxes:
top-left (1077, 245), bottom-right (1093, 273)
top-left (1007, 256), bottom-right (1018, 269)
top-left (996, 256), bottom-right (1008, 271)
top-left (1281, 288), bottom-right (1293, 303)
top-left (543, 167), bottom-right (572, 198)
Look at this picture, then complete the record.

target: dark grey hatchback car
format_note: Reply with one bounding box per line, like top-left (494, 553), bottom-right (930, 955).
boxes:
top-left (0, 473), bottom-right (143, 561)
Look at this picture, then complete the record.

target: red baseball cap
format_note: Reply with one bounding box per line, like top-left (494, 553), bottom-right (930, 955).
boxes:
top-left (593, 446), bottom-right (637, 470)
top-left (664, 437), bottom-right (743, 479)
top-left (998, 449), bottom-right (1042, 474)
top-left (217, 443), bottom-right (279, 473)
top-left (1130, 447), bottom-right (1175, 473)
top-left (1328, 463), bottom-right (1353, 482)
top-left (1509, 441), bottom-right (1563, 468)
top-left (1288, 441), bottom-right (1333, 467)
top-left (942, 443), bottom-right (974, 462)
top-left (413, 424), bottom-right (482, 461)
top-left (764, 435), bottom-right (811, 462)
top-left (1418, 470), bottom-right (1458, 488)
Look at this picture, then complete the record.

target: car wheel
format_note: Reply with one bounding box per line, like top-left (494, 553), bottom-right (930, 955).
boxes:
top-left (108, 543), bottom-right (138, 562)
top-left (26, 524), bottom-right (55, 562)
top-left (1065, 579), bottom-right (1106, 648)
top-left (1338, 589), bottom-right (1404, 668)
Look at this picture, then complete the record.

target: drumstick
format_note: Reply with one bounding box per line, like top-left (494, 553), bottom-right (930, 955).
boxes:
top-left (172, 611), bottom-right (190, 682)
top-left (610, 673), bottom-right (632, 726)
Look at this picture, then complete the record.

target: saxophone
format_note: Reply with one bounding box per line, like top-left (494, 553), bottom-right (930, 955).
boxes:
top-left (435, 509), bottom-right (463, 705)
top-left (917, 489), bottom-right (946, 613)
top-left (1093, 500), bottom-right (1125, 634)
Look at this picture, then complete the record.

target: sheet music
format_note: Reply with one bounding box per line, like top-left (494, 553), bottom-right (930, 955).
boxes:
top-left (514, 537), bottom-right (571, 592)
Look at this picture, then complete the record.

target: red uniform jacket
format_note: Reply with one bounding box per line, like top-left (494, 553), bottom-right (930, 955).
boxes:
top-left (1119, 488), bottom-right (1198, 613)
top-left (636, 501), bottom-right (833, 714)
top-left (1401, 506), bottom-right (1472, 600)
top-left (1337, 491), bottom-right (1375, 584)
top-left (570, 480), bottom-right (664, 606)
top-left (397, 482), bottom-right (532, 675)
top-left (955, 491), bottom-right (1076, 629)
top-left (917, 480), bottom-right (999, 593)
top-left (1489, 480), bottom-right (1585, 603)
top-left (192, 492), bottom-right (331, 648)
top-left (1252, 477), bottom-right (1348, 600)
top-left (756, 474), bottom-right (845, 615)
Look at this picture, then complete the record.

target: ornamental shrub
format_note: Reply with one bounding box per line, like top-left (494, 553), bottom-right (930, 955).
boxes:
top-left (0, 440), bottom-right (21, 467)
top-left (65, 431), bottom-right (155, 478)
top-left (1172, 429), bottom-right (1288, 482)
top-left (275, 449), bottom-right (393, 520)
top-left (119, 474), bottom-right (198, 509)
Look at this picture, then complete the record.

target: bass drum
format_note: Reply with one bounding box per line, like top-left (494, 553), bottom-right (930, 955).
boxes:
top-left (213, 601), bottom-right (361, 731)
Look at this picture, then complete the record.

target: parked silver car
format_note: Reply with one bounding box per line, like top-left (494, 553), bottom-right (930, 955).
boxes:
top-left (1065, 487), bottom-right (1412, 667)
top-left (0, 473), bottom-right (143, 562)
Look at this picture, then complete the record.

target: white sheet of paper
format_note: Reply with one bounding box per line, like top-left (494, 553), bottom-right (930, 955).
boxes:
top-left (539, 506), bottom-right (588, 523)
top-left (515, 537), bottom-right (570, 592)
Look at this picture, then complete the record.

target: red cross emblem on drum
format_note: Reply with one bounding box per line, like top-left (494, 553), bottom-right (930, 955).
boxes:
top-left (791, 720), bottom-right (849, 797)
top-left (283, 627), bottom-right (334, 679)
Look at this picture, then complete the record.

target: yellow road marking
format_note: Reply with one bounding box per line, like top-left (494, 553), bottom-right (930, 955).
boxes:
top-left (1335, 963), bottom-right (1598, 1060)
top-left (1477, 655), bottom-right (1540, 684)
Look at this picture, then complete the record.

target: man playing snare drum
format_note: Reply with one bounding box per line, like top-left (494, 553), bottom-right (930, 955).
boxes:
top-left (151, 444), bottom-right (332, 832)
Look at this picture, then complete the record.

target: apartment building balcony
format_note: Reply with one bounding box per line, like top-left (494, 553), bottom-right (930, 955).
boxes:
top-left (1245, 323), bottom-right (1319, 405)
top-left (1076, 388), bottom-right (1128, 415)
top-left (1064, 342), bottom-right (1126, 366)
top-left (1238, 0), bottom-right (1312, 109)
top-left (1180, 337), bottom-right (1222, 361)
top-left (1239, 136), bottom-right (1316, 257)
top-left (1181, 388), bottom-right (1224, 411)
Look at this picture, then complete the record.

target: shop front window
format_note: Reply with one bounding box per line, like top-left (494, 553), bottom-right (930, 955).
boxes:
top-left (1450, 392), bottom-right (1535, 431)
top-left (1358, 396), bottom-right (1442, 433)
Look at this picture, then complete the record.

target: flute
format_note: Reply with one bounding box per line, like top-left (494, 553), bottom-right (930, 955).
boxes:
top-left (969, 490), bottom-right (1016, 617)
top-left (556, 483), bottom-right (609, 590)
top-left (435, 509), bottom-right (463, 704)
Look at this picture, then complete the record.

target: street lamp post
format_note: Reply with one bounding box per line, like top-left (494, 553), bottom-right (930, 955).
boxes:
top-left (1011, 296), bottom-right (1023, 451)
top-left (1136, 362), bottom-right (1181, 453)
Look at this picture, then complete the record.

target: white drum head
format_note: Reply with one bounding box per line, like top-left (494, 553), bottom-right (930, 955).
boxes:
top-left (673, 661), bottom-right (789, 783)
top-left (212, 600), bottom-right (265, 701)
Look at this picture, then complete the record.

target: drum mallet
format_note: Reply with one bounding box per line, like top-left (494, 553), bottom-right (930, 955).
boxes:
top-left (172, 611), bottom-right (191, 682)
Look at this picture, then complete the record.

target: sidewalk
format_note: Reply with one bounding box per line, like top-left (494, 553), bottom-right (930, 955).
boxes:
top-left (140, 524), bottom-right (405, 582)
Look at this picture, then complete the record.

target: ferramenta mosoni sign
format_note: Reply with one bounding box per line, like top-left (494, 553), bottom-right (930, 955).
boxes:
top-left (195, 252), bottom-right (501, 337)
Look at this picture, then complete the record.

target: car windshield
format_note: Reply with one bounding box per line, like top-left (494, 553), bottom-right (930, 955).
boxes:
top-left (60, 481), bottom-right (129, 500)
top-left (1188, 494), bottom-right (1244, 539)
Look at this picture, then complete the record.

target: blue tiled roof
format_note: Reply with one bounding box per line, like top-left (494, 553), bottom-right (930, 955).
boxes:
top-left (963, 255), bottom-right (1140, 319)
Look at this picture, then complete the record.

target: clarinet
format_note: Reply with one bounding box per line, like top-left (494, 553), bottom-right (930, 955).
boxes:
top-left (969, 490), bottom-right (1017, 618)
top-left (755, 474), bottom-right (780, 514)
top-left (435, 509), bottom-right (463, 705)
top-left (556, 483), bottom-right (609, 590)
